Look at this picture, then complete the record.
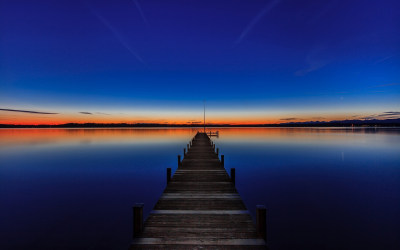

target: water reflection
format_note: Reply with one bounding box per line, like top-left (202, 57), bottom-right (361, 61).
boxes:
top-left (0, 128), bottom-right (200, 148)
top-left (0, 128), bottom-right (399, 249)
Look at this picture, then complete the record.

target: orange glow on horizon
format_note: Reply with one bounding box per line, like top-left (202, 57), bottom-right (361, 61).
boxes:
top-left (0, 110), bottom-right (373, 125)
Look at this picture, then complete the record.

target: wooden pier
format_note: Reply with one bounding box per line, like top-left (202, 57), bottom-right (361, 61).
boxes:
top-left (130, 132), bottom-right (267, 249)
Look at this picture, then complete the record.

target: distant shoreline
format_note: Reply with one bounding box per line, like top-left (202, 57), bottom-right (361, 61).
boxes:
top-left (1, 119), bottom-right (400, 128)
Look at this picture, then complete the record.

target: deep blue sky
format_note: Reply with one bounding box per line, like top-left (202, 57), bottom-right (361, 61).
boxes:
top-left (0, 0), bottom-right (399, 124)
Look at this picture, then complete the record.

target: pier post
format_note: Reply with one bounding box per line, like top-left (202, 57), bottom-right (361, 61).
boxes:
top-left (167, 168), bottom-right (171, 184)
top-left (231, 168), bottom-right (235, 186)
top-left (187, 144), bottom-right (189, 150)
top-left (133, 203), bottom-right (144, 238)
top-left (178, 155), bottom-right (181, 167)
top-left (256, 205), bottom-right (267, 241)
top-left (221, 155), bottom-right (224, 167)
top-left (213, 144), bottom-right (215, 151)
top-left (216, 148), bottom-right (219, 156)
top-left (184, 148), bottom-right (186, 156)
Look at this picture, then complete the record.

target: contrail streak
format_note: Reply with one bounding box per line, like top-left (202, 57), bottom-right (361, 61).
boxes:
top-left (132, 0), bottom-right (149, 25)
top-left (234, 0), bottom-right (281, 46)
top-left (91, 9), bottom-right (145, 64)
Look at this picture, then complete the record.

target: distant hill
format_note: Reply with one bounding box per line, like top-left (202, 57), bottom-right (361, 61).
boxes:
top-left (1, 118), bottom-right (399, 128)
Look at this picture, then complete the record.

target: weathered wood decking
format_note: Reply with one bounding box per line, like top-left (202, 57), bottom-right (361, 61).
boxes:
top-left (130, 132), bottom-right (267, 249)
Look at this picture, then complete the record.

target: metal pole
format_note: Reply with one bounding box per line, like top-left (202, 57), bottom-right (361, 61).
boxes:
top-left (203, 100), bottom-right (205, 133)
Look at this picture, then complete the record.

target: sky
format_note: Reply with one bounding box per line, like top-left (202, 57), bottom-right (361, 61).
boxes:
top-left (0, 0), bottom-right (399, 125)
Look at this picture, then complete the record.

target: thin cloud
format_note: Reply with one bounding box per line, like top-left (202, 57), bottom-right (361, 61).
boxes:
top-left (361, 111), bottom-right (400, 120)
top-left (374, 55), bottom-right (395, 64)
top-left (90, 9), bottom-right (145, 64)
top-left (369, 83), bottom-right (399, 88)
top-left (132, 0), bottom-right (149, 25)
top-left (233, 0), bottom-right (281, 46)
top-left (377, 111), bottom-right (400, 117)
top-left (383, 111), bottom-right (400, 115)
top-left (280, 117), bottom-right (297, 121)
top-left (187, 120), bottom-right (202, 124)
top-left (0, 108), bottom-right (58, 115)
top-left (295, 59), bottom-right (329, 76)
top-left (79, 112), bottom-right (93, 115)
top-left (96, 112), bottom-right (111, 115)
top-left (295, 47), bottom-right (331, 76)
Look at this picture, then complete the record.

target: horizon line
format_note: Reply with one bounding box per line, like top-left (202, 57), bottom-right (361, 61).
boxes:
top-left (1, 118), bottom-right (400, 128)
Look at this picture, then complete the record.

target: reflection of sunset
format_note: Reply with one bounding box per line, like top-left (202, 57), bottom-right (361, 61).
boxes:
top-left (1, 127), bottom-right (392, 149)
top-left (210, 127), bottom-right (379, 144)
top-left (0, 128), bottom-right (198, 148)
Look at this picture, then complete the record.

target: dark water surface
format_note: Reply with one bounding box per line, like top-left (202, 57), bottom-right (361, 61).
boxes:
top-left (1, 128), bottom-right (399, 249)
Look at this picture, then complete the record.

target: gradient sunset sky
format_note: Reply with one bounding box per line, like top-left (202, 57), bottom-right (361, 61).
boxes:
top-left (1, 0), bottom-right (399, 125)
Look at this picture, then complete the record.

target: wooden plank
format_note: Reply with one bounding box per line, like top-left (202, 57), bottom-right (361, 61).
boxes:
top-left (160, 194), bottom-right (241, 199)
top-left (132, 238), bottom-right (266, 245)
top-left (150, 210), bottom-right (250, 214)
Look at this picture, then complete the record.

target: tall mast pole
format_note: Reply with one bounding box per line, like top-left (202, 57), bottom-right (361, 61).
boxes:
top-left (203, 100), bottom-right (205, 133)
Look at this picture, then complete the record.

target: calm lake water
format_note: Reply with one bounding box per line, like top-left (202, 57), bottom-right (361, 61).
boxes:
top-left (1, 128), bottom-right (399, 249)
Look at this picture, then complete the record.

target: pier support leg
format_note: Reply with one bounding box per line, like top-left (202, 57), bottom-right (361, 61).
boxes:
top-left (133, 203), bottom-right (144, 238)
top-left (216, 148), bottom-right (219, 156)
top-left (213, 144), bottom-right (215, 151)
top-left (231, 168), bottom-right (235, 186)
top-left (187, 144), bottom-right (189, 150)
top-left (221, 154), bottom-right (224, 167)
top-left (167, 168), bottom-right (171, 184)
top-left (184, 148), bottom-right (186, 156)
top-left (178, 155), bottom-right (181, 167)
top-left (256, 205), bottom-right (267, 242)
